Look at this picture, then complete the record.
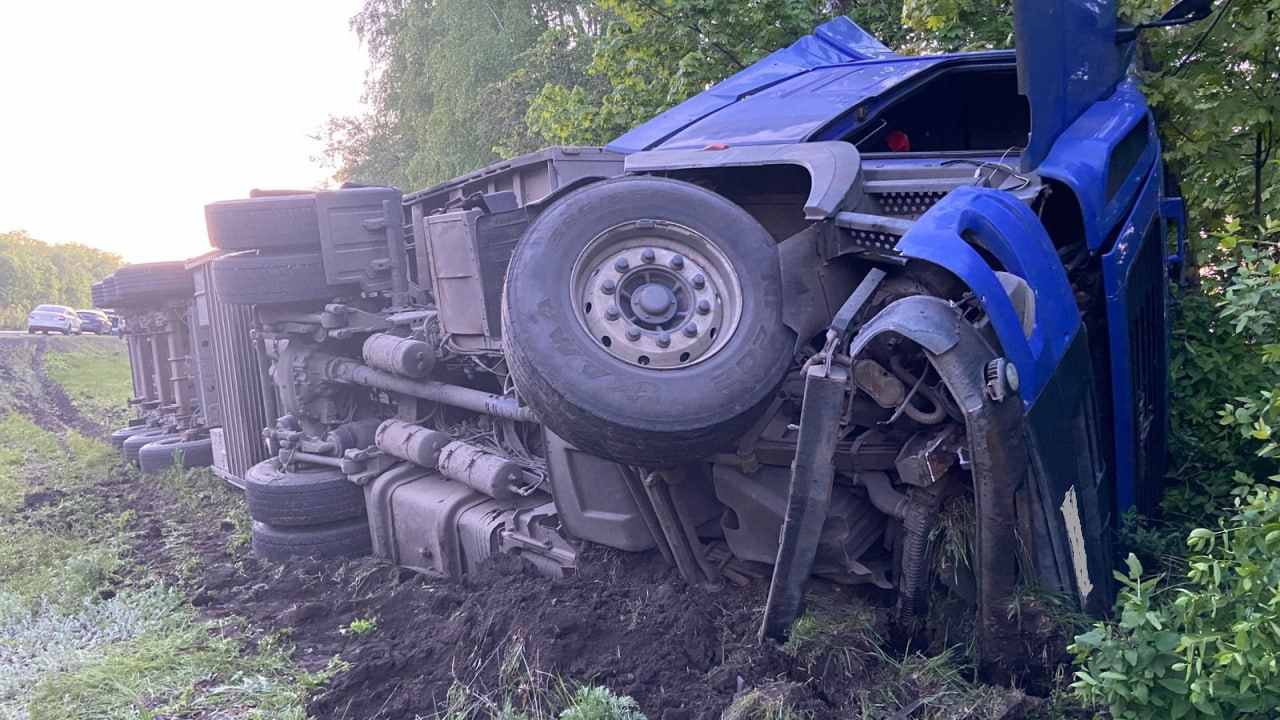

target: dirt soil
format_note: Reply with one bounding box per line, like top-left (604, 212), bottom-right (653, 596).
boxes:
top-left (5, 335), bottom-right (1053, 720)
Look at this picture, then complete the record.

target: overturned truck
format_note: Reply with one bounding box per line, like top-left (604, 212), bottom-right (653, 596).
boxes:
top-left (95, 0), bottom-right (1196, 670)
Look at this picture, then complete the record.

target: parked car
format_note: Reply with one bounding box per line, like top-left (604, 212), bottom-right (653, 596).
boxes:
top-left (26, 305), bottom-right (82, 335)
top-left (76, 309), bottom-right (112, 334)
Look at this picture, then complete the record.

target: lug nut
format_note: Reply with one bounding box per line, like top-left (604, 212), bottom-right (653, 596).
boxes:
top-left (657, 332), bottom-right (671, 348)
top-left (640, 248), bottom-right (656, 263)
top-left (696, 299), bottom-right (711, 315)
top-left (669, 254), bottom-right (684, 270)
top-left (692, 273), bottom-right (706, 290)
top-left (614, 257), bottom-right (630, 272)
top-left (601, 278), bottom-right (617, 295)
top-left (626, 328), bottom-right (641, 341)
top-left (606, 305), bottom-right (621, 321)
top-left (683, 324), bottom-right (698, 338)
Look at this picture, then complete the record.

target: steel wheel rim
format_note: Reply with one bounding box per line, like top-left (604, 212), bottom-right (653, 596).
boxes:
top-left (570, 220), bottom-right (743, 369)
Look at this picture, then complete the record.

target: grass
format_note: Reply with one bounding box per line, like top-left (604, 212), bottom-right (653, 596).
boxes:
top-left (0, 341), bottom-right (330, 720)
top-left (42, 341), bottom-right (132, 427)
top-left (438, 638), bottom-right (646, 720)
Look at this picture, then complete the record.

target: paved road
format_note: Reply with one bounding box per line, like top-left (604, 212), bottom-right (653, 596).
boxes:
top-left (0, 330), bottom-right (120, 339)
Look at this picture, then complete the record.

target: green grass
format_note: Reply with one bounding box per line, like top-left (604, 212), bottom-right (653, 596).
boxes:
top-left (42, 341), bottom-right (132, 427)
top-left (0, 344), bottom-right (329, 720)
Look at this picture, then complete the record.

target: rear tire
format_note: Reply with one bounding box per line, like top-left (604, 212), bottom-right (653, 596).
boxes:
top-left (109, 425), bottom-right (150, 449)
top-left (250, 518), bottom-right (372, 562)
top-left (211, 250), bottom-right (355, 306)
top-left (243, 459), bottom-right (366, 527)
top-left (501, 176), bottom-right (794, 465)
top-left (138, 436), bottom-right (214, 473)
top-left (111, 262), bottom-right (194, 307)
top-left (204, 194), bottom-right (322, 252)
top-left (122, 429), bottom-right (173, 464)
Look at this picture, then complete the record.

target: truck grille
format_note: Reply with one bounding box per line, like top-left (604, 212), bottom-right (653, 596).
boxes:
top-left (1125, 223), bottom-right (1169, 514)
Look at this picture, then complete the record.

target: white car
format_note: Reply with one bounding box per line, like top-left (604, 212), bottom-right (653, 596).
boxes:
top-left (26, 304), bottom-right (82, 335)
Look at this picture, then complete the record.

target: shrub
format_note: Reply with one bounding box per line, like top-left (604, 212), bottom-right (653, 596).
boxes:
top-left (1071, 484), bottom-right (1280, 718)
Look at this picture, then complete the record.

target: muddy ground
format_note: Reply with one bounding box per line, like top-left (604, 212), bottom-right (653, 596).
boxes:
top-left (3, 335), bottom-right (1072, 719)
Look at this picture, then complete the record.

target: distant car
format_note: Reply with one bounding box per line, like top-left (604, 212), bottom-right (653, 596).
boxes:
top-left (26, 304), bottom-right (82, 335)
top-left (76, 309), bottom-right (112, 334)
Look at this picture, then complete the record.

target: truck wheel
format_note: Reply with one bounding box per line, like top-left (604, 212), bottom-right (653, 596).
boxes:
top-left (138, 436), bottom-right (214, 474)
top-left (502, 176), bottom-right (795, 465)
top-left (211, 250), bottom-right (355, 306)
top-left (204, 194), bottom-right (321, 252)
top-left (111, 263), bottom-right (194, 306)
top-left (109, 425), bottom-right (151, 449)
top-left (243, 459), bottom-right (366, 527)
top-left (122, 429), bottom-right (173, 464)
top-left (250, 518), bottom-right (372, 562)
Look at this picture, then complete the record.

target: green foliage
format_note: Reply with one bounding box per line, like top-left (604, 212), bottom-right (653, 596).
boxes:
top-left (341, 615), bottom-right (379, 636)
top-left (0, 230), bottom-right (121, 329)
top-left (1122, 0), bottom-right (1280, 234)
top-left (558, 686), bottom-right (647, 720)
top-left (326, 0), bottom-right (1014, 185)
top-left (1073, 486), bottom-right (1280, 718)
top-left (899, 0), bottom-right (1012, 52)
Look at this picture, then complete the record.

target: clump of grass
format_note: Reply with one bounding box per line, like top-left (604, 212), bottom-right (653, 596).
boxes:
top-left (855, 646), bottom-right (1021, 720)
top-left (781, 594), bottom-right (882, 679)
top-left (558, 686), bottom-right (647, 720)
top-left (341, 616), bottom-right (379, 636)
top-left (440, 638), bottom-right (646, 720)
top-left (723, 683), bottom-right (812, 720)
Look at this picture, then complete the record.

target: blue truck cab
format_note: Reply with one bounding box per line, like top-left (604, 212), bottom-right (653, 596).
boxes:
top-left (591, 0), bottom-right (1186, 665)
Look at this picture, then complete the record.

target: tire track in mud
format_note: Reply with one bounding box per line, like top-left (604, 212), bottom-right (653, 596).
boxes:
top-left (0, 337), bottom-right (104, 439)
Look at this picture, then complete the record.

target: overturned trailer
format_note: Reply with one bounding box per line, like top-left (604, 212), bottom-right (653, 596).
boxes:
top-left (100, 0), bottom-right (1198, 671)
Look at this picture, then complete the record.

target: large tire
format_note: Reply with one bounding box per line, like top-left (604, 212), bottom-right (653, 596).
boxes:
top-left (243, 459), bottom-right (366, 527)
top-left (502, 176), bottom-right (794, 465)
top-left (122, 429), bottom-right (173, 464)
top-left (138, 436), bottom-right (214, 474)
top-left (204, 194), bottom-right (322, 252)
top-left (111, 262), bottom-right (194, 307)
top-left (250, 518), bottom-right (372, 562)
top-left (109, 424), bottom-right (151, 449)
top-left (211, 250), bottom-right (354, 306)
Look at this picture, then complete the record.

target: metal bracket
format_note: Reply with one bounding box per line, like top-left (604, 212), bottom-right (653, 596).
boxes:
top-left (758, 363), bottom-right (849, 642)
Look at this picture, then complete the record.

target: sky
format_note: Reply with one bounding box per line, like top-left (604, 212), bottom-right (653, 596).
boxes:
top-left (0, 1), bottom-right (369, 262)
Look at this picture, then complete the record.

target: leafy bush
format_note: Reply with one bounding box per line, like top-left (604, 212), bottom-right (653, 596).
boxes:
top-left (1071, 485), bottom-right (1280, 718)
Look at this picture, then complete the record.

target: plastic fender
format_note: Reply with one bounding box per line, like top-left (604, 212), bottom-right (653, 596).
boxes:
top-left (894, 185), bottom-right (1080, 406)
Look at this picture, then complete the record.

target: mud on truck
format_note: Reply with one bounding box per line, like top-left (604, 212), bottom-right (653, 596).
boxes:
top-left (92, 0), bottom-right (1203, 675)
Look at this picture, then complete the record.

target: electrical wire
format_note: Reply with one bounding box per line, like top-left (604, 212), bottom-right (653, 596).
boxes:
top-left (1170, 0), bottom-right (1235, 77)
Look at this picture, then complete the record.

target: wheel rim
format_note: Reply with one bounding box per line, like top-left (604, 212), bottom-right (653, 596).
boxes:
top-left (570, 220), bottom-right (743, 369)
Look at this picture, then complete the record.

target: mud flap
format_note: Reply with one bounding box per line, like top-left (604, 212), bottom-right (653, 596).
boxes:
top-left (758, 364), bottom-right (848, 641)
top-left (847, 296), bottom-right (1027, 676)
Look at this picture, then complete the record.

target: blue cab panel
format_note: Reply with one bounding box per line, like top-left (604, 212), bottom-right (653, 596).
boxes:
top-left (608, 4), bottom-right (1173, 519)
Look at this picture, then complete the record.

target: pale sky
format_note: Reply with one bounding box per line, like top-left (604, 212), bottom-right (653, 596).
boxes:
top-left (0, 1), bottom-right (370, 262)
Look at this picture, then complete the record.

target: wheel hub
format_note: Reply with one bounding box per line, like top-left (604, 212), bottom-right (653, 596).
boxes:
top-left (571, 220), bottom-right (742, 369)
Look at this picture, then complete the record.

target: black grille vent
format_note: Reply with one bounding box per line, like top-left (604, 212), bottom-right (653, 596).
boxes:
top-left (872, 190), bottom-right (948, 216)
top-left (1127, 222), bottom-right (1169, 514)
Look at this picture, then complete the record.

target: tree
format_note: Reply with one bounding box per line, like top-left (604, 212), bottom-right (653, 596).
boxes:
top-left (0, 231), bottom-right (122, 328)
